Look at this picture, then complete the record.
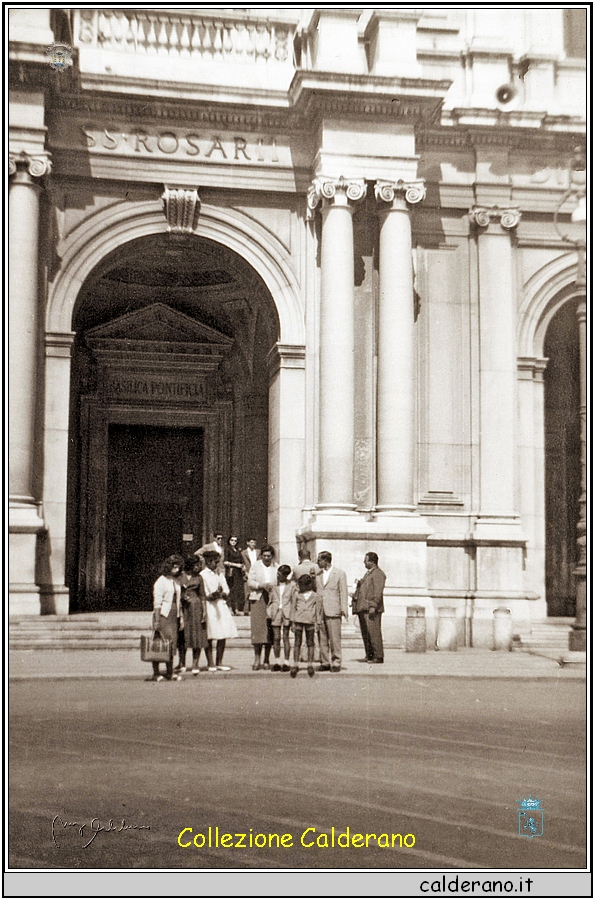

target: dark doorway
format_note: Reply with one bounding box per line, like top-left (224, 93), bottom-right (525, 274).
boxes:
top-left (544, 301), bottom-right (580, 617)
top-left (105, 424), bottom-right (204, 610)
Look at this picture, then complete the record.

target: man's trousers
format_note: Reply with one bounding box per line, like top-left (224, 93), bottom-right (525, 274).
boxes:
top-left (319, 615), bottom-right (342, 668)
top-left (357, 612), bottom-right (384, 661)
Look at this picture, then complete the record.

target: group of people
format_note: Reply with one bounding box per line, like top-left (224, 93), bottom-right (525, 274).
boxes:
top-left (150, 536), bottom-right (386, 682)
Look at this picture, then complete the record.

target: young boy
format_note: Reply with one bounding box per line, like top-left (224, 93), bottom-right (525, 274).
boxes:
top-left (289, 573), bottom-right (321, 678)
top-left (266, 564), bottom-right (294, 672)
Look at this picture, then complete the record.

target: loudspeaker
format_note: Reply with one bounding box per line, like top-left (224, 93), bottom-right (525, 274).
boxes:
top-left (496, 84), bottom-right (517, 105)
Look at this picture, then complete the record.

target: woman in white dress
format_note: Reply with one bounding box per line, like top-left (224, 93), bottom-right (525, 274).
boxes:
top-left (198, 550), bottom-right (238, 671)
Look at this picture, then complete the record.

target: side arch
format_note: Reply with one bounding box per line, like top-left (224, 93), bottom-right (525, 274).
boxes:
top-left (47, 198), bottom-right (305, 345)
top-left (517, 250), bottom-right (582, 358)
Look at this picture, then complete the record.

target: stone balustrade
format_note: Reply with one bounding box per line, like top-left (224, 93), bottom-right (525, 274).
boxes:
top-left (73, 9), bottom-right (294, 65)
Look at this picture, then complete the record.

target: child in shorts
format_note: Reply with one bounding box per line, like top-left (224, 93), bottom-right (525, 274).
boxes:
top-left (266, 564), bottom-right (294, 672)
top-left (289, 573), bottom-right (321, 679)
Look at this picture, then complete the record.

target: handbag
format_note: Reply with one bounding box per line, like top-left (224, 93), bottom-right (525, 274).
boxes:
top-left (140, 631), bottom-right (171, 662)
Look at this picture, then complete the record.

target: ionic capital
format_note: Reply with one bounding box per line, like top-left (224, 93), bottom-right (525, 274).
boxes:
top-left (468, 206), bottom-right (521, 231)
top-left (9, 152), bottom-right (52, 180)
top-left (161, 186), bottom-right (200, 234)
top-left (307, 177), bottom-right (366, 218)
top-left (374, 179), bottom-right (426, 206)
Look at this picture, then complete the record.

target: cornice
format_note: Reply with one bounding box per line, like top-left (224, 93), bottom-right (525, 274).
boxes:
top-left (417, 127), bottom-right (586, 154)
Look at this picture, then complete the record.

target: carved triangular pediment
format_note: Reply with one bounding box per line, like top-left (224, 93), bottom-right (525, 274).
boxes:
top-left (85, 303), bottom-right (233, 348)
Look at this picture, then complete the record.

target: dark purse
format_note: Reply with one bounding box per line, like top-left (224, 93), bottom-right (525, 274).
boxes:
top-left (140, 631), bottom-right (171, 662)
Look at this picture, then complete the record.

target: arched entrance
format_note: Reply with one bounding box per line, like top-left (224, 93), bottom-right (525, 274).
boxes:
top-left (66, 233), bottom-right (279, 610)
top-left (543, 300), bottom-right (580, 617)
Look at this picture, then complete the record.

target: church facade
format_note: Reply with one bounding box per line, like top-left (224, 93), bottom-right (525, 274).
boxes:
top-left (9, 8), bottom-right (586, 648)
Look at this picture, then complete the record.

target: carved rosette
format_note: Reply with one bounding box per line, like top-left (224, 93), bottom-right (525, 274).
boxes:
top-left (161, 187), bottom-right (200, 234)
top-left (374, 179), bottom-right (426, 207)
top-left (307, 177), bottom-right (366, 218)
top-left (468, 206), bottom-right (521, 231)
top-left (9, 153), bottom-right (52, 180)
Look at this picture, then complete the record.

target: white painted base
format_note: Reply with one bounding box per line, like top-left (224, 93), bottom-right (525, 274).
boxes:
top-left (40, 586), bottom-right (70, 616)
top-left (9, 584), bottom-right (41, 616)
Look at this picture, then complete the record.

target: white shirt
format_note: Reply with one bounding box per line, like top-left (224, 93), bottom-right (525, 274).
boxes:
top-left (322, 566), bottom-right (333, 587)
top-left (280, 582), bottom-right (292, 609)
top-left (247, 548), bottom-right (258, 565)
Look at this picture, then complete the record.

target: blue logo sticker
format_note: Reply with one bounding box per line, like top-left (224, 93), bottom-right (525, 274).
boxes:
top-left (45, 43), bottom-right (73, 72)
top-left (517, 795), bottom-right (544, 838)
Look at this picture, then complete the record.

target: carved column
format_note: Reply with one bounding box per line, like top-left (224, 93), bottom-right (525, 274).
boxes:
top-left (374, 179), bottom-right (425, 513)
top-left (469, 206), bottom-right (523, 531)
top-left (308, 177), bottom-right (366, 512)
top-left (570, 249), bottom-right (586, 651)
top-left (9, 152), bottom-right (51, 613)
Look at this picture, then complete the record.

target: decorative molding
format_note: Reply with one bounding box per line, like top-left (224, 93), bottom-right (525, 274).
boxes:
top-left (374, 179), bottom-right (426, 206)
top-left (161, 186), bottom-right (200, 234)
top-left (468, 206), bottom-right (521, 231)
top-left (85, 301), bottom-right (233, 350)
top-left (517, 356), bottom-right (549, 382)
top-left (306, 176), bottom-right (366, 218)
top-left (9, 152), bottom-right (52, 179)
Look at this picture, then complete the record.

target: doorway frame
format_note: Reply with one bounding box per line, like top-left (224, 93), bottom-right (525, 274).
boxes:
top-left (78, 397), bottom-right (232, 609)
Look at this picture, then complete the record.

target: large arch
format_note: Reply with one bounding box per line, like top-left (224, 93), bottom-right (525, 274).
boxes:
top-left (47, 198), bottom-right (305, 346)
top-left (517, 249), bottom-right (582, 358)
top-left (41, 196), bottom-right (307, 613)
top-left (516, 249), bottom-right (584, 620)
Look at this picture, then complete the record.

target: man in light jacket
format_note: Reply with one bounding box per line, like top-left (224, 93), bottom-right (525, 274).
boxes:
top-left (315, 550), bottom-right (349, 672)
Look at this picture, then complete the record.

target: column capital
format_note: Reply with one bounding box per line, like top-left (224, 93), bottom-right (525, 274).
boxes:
top-left (307, 176), bottom-right (366, 218)
top-left (468, 206), bottom-right (521, 231)
top-left (161, 186), bottom-right (200, 234)
top-left (9, 152), bottom-right (52, 180)
top-left (374, 179), bottom-right (426, 207)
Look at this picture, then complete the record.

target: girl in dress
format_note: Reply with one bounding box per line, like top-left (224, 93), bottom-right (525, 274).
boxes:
top-left (199, 550), bottom-right (238, 671)
top-left (178, 557), bottom-right (209, 674)
top-left (152, 554), bottom-right (184, 682)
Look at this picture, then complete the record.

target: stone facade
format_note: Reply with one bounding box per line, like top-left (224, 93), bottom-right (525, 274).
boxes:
top-left (9, 9), bottom-right (586, 647)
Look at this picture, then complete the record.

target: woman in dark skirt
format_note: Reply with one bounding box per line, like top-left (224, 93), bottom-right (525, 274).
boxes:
top-left (152, 554), bottom-right (184, 682)
top-left (179, 557), bottom-right (209, 674)
top-left (224, 535), bottom-right (245, 615)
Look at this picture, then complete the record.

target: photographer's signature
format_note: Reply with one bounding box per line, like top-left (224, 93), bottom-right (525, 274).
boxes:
top-left (52, 815), bottom-right (150, 848)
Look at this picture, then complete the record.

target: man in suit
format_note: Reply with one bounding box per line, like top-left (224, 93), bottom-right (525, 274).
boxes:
top-left (241, 538), bottom-right (260, 616)
top-left (293, 547), bottom-right (318, 590)
top-left (194, 531), bottom-right (225, 573)
top-left (352, 551), bottom-right (386, 663)
top-left (315, 551), bottom-right (349, 672)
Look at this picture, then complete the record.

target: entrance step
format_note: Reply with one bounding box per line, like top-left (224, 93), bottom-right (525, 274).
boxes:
top-left (8, 613), bottom-right (366, 651)
top-left (519, 618), bottom-right (577, 656)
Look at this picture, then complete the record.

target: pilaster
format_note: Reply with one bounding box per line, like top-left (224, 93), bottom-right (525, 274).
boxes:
top-left (9, 151), bottom-right (52, 614)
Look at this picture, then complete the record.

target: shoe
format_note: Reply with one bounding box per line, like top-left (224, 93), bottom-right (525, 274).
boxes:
top-left (208, 666), bottom-right (217, 673)
top-left (178, 666), bottom-right (187, 673)
top-left (217, 665), bottom-right (231, 672)
top-left (290, 667), bottom-right (298, 678)
top-left (369, 658), bottom-right (384, 664)
top-left (331, 666), bottom-right (341, 673)
top-left (152, 675), bottom-right (165, 682)
top-left (307, 665), bottom-right (315, 678)
top-left (173, 674), bottom-right (183, 681)
top-left (192, 668), bottom-right (200, 675)
top-left (272, 664), bottom-right (281, 672)
top-left (282, 664), bottom-right (291, 672)
top-left (252, 662), bottom-right (261, 671)
top-left (317, 665), bottom-right (331, 672)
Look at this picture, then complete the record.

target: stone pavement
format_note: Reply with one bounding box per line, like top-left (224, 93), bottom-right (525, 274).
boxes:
top-left (8, 643), bottom-right (586, 681)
